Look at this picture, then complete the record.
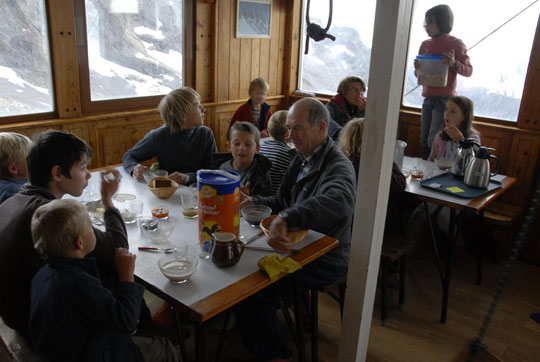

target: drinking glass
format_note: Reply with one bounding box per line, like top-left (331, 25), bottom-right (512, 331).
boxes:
top-left (130, 199), bottom-right (143, 218)
top-left (181, 194), bottom-right (198, 219)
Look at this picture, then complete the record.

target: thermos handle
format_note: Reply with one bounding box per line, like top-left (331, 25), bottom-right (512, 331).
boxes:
top-left (490, 155), bottom-right (502, 177)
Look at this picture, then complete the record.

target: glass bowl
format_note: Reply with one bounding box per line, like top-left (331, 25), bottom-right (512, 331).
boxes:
top-left (435, 158), bottom-right (453, 170)
top-left (144, 169), bottom-right (169, 184)
top-left (138, 218), bottom-right (175, 243)
top-left (241, 204), bottom-right (272, 227)
top-left (158, 252), bottom-right (198, 284)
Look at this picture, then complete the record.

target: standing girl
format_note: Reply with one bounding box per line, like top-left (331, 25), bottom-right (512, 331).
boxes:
top-left (429, 95), bottom-right (480, 161)
top-left (415, 4), bottom-right (473, 159)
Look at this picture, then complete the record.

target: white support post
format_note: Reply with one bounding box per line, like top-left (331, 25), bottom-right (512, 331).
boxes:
top-left (337, 0), bottom-right (413, 361)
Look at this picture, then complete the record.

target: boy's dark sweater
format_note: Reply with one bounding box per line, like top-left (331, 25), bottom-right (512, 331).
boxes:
top-left (0, 185), bottom-right (128, 339)
top-left (30, 257), bottom-right (144, 362)
top-left (214, 152), bottom-right (272, 196)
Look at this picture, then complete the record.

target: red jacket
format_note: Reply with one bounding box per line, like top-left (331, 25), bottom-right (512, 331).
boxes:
top-left (229, 100), bottom-right (273, 135)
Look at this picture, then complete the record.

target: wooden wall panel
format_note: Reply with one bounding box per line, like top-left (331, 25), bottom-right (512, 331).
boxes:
top-left (228, 2), bottom-right (241, 100)
top-left (505, 134), bottom-right (540, 205)
top-left (217, 0), bottom-right (231, 101)
top-left (239, 39), bottom-right (252, 97)
top-left (195, 1), bottom-right (213, 102)
top-left (251, 39), bottom-right (261, 81)
top-left (48, 0), bottom-right (81, 118)
top-left (268, 1), bottom-right (281, 95)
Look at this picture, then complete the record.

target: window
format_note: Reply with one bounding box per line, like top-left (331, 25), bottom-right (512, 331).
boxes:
top-left (76, 0), bottom-right (191, 113)
top-left (298, 0), bottom-right (377, 96)
top-left (0, 0), bottom-right (54, 118)
top-left (403, 0), bottom-right (540, 122)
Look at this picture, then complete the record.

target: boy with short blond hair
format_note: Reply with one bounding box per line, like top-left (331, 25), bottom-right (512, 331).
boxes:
top-left (229, 77), bottom-right (273, 137)
top-left (217, 121), bottom-right (271, 196)
top-left (0, 132), bottom-right (32, 203)
top-left (259, 111), bottom-right (292, 195)
top-left (30, 199), bottom-right (178, 361)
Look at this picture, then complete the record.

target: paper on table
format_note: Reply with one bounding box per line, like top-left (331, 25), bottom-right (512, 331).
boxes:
top-left (245, 229), bottom-right (326, 253)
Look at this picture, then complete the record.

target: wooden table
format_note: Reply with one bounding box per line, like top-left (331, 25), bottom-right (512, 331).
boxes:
top-left (402, 157), bottom-right (516, 323)
top-left (79, 166), bottom-right (338, 361)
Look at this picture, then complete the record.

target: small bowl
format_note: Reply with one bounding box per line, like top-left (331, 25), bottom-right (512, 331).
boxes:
top-left (120, 208), bottom-right (138, 224)
top-left (241, 204), bottom-right (272, 227)
top-left (151, 206), bottom-right (170, 219)
top-left (147, 177), bottom-right (179, 199)
top-left (158, 252), bottom-right (198, 284)
top-left (260, 215), bottom-right (308, 244)
top-left (435, 158), bottom-right (453, 170)
top-left (139, 218), bottom-right (175, 243)
top-left (144, 169), bottom-right (169, 184)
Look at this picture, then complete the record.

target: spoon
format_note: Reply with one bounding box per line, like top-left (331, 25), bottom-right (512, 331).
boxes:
top-left (138, 247), bottom-right (175, 253)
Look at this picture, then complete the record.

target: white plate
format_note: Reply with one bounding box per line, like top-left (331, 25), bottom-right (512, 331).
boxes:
top-left (113, 193), bottom-right (136, 202)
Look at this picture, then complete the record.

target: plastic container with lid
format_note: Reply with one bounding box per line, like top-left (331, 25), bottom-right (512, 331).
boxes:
top-left (416, 54), bottom-right (448, 87)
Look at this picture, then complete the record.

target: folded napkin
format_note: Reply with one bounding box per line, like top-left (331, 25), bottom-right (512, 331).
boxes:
top-left (257, 254), bottom-right (302, 281)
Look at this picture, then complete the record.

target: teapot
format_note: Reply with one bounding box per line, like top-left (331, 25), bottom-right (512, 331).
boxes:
top-left (451, 138), bottom-right (480, 178)
top-left (211, 232), bottom-right (245, 268)
top-left (464, 147), bottom-right (502, 188)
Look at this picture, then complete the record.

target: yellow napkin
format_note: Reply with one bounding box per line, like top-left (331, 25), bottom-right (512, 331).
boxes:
top-left (257, 254), bottom-right (302, 281)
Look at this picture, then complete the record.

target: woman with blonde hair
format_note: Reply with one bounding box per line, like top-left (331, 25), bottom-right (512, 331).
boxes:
top-left (338, 118), bottom-right (364, 177)
top-left (123, 87), bottom-right (217, 185)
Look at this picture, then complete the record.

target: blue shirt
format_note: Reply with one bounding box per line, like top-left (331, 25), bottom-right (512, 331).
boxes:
top-left (0, 176), bottom-right (26, 204)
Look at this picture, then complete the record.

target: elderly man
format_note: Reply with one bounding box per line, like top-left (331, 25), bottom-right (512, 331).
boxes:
top-left (238, 97), bottom-right (356, 361)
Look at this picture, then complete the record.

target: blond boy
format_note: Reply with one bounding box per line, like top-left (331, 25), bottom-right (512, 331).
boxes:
top-left (29, 199), bottom-right (178, 361)
top-left (0, 132), bottom-right (32, 203)
top-left (229, 78), bottom-right (273, 137)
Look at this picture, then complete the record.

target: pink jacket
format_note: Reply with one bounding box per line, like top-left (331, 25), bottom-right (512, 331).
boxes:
top-left (418, 34), bottom-right (473, 98)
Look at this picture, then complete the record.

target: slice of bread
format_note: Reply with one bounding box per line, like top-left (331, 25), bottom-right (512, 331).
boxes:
top-left (154, 178), bottom-right (172, 188)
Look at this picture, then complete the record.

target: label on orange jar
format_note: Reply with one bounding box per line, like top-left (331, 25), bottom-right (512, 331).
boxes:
top-left (197, 170), bottom-right (241, 254)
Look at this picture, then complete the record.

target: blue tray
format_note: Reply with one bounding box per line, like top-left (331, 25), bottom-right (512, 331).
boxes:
top-left (419, 172), bottom-right (503, 199)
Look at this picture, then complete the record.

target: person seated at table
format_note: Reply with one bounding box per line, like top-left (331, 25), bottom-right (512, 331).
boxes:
top-left (123, 87), bottom-right (217, 185)
top-left (428, 95), bottom-right (480, 161)
top-left (0, 132), bottom-right (32, 204)
top-left (0, 130), bottom-right (134, 341)
top-left (29, 199), bottom-right (178, 362)
top-left (326, 76), bottom-right (368, 140)
top-left (409, 96), bottom-right (481, 257)
top-left (259, 110), bottom-right (293, 195)
top-left (229, 77), bottom-right (273, 138)
top-left (338, 117), bottom-right (406, 190)
top-left (238, 98), bottom-right (357, 361)
top-left (216, 121), bottom-right (272, 196)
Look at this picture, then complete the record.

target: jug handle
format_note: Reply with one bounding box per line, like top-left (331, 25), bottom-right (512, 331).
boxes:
top-left (236, 239), bottom-right (246, 255)
top-left (490, 155), bottom-right (502, 177)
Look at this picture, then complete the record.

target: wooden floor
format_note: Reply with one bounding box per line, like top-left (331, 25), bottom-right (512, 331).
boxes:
top-left (2, 244), bottom-right (540, 361)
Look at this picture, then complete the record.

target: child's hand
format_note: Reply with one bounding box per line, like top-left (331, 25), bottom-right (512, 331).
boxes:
top-left (240, 182), bottom-right (250, 196)
top-left (115, 248), bottom-right (136, 282)
top-left (444, 125), bottom-right (464, 142)
top-left (169, 172), bottom-right (188, 185)
top-left (132, 164), bottom-right (148, 181)
top-left (261, 130), bottom-right (269, 138)
top-left (442, 49), bottom-right (455, 67)
top-left (101, 169), bottom-right (121, 208)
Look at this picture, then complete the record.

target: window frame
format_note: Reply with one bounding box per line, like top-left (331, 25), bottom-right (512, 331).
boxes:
top-left (74, 0), bottom-right (194, 115)
top-left (0, 0), bottom-right (57, 125)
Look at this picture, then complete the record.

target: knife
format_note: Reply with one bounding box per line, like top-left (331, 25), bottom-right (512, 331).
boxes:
top-left (241, 230), bottom-right (265, 245)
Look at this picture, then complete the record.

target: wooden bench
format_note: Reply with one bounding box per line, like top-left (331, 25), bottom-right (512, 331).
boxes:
top-left (0, 317), bottom-right (46, 361)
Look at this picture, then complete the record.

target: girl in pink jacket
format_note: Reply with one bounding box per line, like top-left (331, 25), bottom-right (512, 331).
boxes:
top-left (414, 4), bottom-right (473, 159)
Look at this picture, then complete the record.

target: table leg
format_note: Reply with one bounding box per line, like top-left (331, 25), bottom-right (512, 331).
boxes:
top-left (172, 306), bottom-right (188, 362)
top-left (440, 208), bottom-right (464, 323)
top-left (195, 322), bottom-right (205, 362)
top-left (423, 202), bottom-right (465, 324)
top-left (293, 274), bottom-right (306, 362)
